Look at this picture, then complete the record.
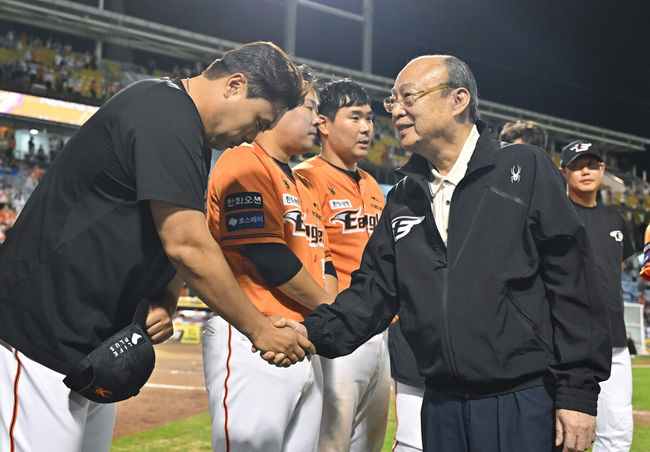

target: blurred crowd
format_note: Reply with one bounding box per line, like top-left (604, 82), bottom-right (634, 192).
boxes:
top-left (0, 30), bottom-right (124, 103)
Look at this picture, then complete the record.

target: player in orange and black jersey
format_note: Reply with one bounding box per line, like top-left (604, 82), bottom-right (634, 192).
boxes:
top-left (294, 80), bottom-right (389, 452)
top-left (202, 71), bottom-right (336, 452)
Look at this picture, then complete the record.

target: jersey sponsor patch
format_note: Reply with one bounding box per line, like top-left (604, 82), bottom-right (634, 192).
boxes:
top-left (329, 199), bottom-right (353, 209)
top-left (225, 192), bottom-right (263, 211)
top-left (226, 211), bottom-right (265, 231)
top-left (391, 216), bottom-right (425, 242)
top-left (283, 194), bottom-right (300, 207)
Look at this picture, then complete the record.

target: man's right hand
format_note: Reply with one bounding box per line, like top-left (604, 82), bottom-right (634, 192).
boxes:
top-left (248, 317), bottom-right (315, 367)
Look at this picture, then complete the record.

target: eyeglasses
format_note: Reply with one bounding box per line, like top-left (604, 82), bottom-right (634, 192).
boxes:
top-left (383, 83), bottom-right (453, 113)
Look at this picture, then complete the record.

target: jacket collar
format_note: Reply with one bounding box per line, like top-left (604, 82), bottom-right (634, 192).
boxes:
top-left (397, 120), bottom-right (499, 181)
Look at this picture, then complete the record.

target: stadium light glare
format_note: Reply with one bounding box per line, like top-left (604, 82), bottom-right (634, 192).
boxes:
top-left (29, 129), bottom-right (39, 135)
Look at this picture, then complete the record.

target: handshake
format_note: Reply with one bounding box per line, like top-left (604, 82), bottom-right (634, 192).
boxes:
top-left (249, 316), bottom-right (316, 367)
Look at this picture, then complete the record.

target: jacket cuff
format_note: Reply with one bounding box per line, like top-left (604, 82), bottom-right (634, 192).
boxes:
top-left (302, 318), bottom-right (324, 353)
top-left (554, 386), bottom-right (598, 416)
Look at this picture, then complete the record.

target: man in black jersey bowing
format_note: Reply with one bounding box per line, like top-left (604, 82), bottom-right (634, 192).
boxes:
top-left (0, 42), bottom-right (312, 452)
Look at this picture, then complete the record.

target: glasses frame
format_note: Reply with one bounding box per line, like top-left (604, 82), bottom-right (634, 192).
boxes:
top-left (383, 83), bottom-right (454, 113)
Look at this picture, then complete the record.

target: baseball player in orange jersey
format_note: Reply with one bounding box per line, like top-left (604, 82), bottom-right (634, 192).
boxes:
top-left (202, 72), bottom-right (337, 451)
top-left (642, 222), bottom-right (650, 281)
top-left (294, 80), bottom-right (390, 452)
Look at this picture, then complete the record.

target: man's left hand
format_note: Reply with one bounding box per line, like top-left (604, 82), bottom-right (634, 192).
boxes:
top-left (145, 304), bottom-right (175, 344)
top-left (555, 408), bottom-right (596, 452)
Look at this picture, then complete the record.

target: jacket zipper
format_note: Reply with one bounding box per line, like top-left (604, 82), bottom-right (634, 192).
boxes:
top-left (440, 268), bottom-right (460, 379)
top-left (413, 175), bottom-right (460, 381)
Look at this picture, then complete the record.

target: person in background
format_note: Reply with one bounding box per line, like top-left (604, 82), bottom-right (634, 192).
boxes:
top-left (560, 140), bottom-right (634, 452)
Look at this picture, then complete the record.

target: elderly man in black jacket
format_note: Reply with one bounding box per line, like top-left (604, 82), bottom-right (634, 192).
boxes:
top-left (271, 55), bottom-right (611, 452)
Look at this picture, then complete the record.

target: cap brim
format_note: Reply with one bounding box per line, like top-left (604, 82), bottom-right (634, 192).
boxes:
top-left (562, 151), bottom-right (602, 167)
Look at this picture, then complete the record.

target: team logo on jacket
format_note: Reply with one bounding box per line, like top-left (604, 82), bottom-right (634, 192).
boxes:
top-left (510, 165), bottom-right (521, 183)
top-left (284, 210), bottom-right (324, 246)
top-left (331, 208), bottom-right (378, 234)
top-left (610, 230), bottom-right (623, 242)
top-left (391, 216), bottom-right (424, 242)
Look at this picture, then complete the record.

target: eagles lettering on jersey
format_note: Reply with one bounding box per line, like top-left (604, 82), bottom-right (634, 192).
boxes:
top-left (331, 207), bottom-right (379, 234)
top-left (284, 210), bottom-right (324, 247)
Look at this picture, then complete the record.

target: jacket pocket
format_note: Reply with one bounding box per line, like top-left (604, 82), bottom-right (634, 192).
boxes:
top-left (487, 185), bottom-right (528, 208)
top-left (506, 288), bottom-right (554, 355)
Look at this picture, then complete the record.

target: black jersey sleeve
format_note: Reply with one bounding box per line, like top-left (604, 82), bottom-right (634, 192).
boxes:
top-left (621, 215), bottom-right (635, 261)
top-left (126, 81), bottom-right (209, 211)
top-left (324, 261), bottom-right (337, 278)
top-left (242, 243), bottom-right (302, 286)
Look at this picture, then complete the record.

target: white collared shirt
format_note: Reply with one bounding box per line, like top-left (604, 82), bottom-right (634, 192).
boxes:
top-left (428, 125), bottom-right (480, 245)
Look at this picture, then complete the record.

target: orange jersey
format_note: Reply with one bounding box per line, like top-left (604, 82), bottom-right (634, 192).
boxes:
top-left (207, 142), bottom-right (330, 321)
top-left (642, 222), bottom-right (650, 282)
top-left (294, 156), bottom-right (384, 291)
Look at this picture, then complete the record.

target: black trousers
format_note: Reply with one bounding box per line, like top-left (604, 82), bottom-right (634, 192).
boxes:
top-left (421, 385), bottom-right (561, 452)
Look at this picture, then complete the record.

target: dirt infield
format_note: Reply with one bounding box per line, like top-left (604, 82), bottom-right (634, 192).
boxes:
top-left (112, 343), bottom-right (209, 439)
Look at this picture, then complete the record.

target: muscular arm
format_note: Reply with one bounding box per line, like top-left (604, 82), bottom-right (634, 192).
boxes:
top-left (150, 200), bottom-right (314, 361)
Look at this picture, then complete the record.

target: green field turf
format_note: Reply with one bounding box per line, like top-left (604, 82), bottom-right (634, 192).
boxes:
top-left (111, 360), bottom-right (650, 451)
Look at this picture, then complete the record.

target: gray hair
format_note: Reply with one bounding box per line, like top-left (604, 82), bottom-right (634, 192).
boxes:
top-left (443, 56), bottom-right (479, 123)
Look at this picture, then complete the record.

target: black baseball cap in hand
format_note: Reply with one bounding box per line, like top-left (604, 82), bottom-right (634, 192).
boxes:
top-left (560, 140), bottom-right (602, 168)
top-left (63, 300), bottom-right (156, 403)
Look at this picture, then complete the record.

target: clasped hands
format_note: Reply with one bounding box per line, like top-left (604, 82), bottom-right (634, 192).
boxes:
top-left (250, 316), bottom-right (314, 367)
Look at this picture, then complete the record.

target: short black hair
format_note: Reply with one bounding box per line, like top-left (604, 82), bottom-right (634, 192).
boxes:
top-left (499, 120), bottom-right (548, 149)
top-left (318, 79), bottom-right (371, 121)
top-left (203, 41), bottom-right (305, 111)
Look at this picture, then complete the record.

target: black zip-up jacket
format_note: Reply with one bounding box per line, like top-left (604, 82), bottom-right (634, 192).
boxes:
top-left (303, 123), bottom-right (611, 415)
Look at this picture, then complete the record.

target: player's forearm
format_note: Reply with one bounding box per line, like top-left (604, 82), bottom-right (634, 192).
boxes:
top-left (151, 201), bottom-right (269, 338)
top-left (324, 274), bottom-right (339, 298)
top-left (166, 238), bottom-right (269, 338)
top-left (278, 266), bottom-right (334, 310)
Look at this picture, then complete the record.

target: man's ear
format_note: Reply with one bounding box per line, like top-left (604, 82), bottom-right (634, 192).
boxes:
top-left (317, 114), bottom-right (329, 137)
top-left (450, 87), bottom-right (470, 118)
top-left (223, 73), bottom-right (247, 99)
top-left (560, 167), bottom-right (567, 177)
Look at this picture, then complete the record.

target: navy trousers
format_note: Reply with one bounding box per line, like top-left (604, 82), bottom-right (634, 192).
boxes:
top-left (421, 385), bottom-right (561, 452)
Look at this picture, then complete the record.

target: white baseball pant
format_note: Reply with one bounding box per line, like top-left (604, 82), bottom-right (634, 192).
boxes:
top-left (392, 380), bottom-right (424, 452)
top-left (202, 316), bottom-right (323, 452)
top-left (0, 339), bottom-right (115, 452)
top-left (318, 331), bottom-right (390, 452)
top-left (593, 346), bottom-right (633, 452)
